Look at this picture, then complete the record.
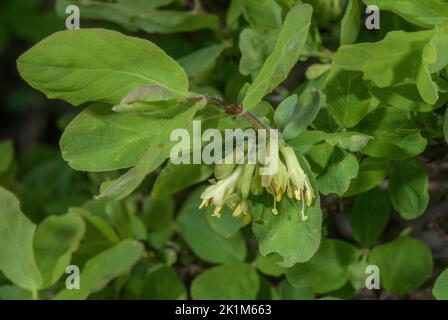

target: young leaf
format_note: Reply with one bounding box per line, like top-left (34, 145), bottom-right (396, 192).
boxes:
top-left (340, 0), bottom-right (360, 46)
top-left (0, 187), bottom-right (42, 292)
top-left (433, 268), bottom-right (448, 300)
top-left (18, 29), bottom-right (189, 106)
top-left (97, 100), bottom-right (205, 201)
top-left (369, 236), bottom-right (433, 295)
top-left (317, 148), bottom-right (359, 196)
top-left (363, 0), bottom-right (448, 28)
top-left (274, 89), bottom-right (323, 140)
top-left (286, 239), bottom-right (360, 294)
top-left (243, 4), bottom-right (313, 110)
top-left (177, 188), bottom-right (247, 264)
top-left (54, 240), bottom-right (144, 300)
top-left (252, 195), bottom-right (322, 267)
top-left (349, 187), bottom-right (390, 246)
top-left (325, 68), bottom-right (371, 128)
top-left (33, 212), bottom-right (85, 289)
top-left (61, 104), bottom-right (170, 172)
top-left (388, 158), bottom-right (429, 220)
top-left (191, 263), bottom-right (260, 300)
top-left (112, 85), bottom-right (198, 117)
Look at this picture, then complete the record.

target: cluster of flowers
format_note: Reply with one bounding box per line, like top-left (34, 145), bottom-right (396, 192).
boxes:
top-left (199, 145), bottom-right (314, 222)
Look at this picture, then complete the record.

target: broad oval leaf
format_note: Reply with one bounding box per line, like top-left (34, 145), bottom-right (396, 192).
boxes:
top-left (0, 187), bottom-right (42, 292)
top-left (317, 148), bottom-right (359, 196)
top-left (17, 28), bottom-right (189, 106)
top-left (252, 195), bottom-right (322, 267)
top-left (286, 239), bottom-right (360, 294)
top-left (349, 187), bottom-right (390, 246)
top-left (34, 212), bottom-right (85, 289)
top-left (60, 104), bottom-right (169, 172)
top-left (369, 236), bottom-right (433, 295)
top-left (325, 68), bottom-right (371, 128)
top-left (388, 158), bottom-right (429, 220)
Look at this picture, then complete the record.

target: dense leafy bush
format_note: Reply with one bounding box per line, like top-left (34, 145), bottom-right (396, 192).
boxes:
top-left (0, 0), bottom-right (447, 300)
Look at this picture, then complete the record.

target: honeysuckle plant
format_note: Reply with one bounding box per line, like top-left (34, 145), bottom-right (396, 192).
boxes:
top-left (0, 0), bottom-right (447, 300)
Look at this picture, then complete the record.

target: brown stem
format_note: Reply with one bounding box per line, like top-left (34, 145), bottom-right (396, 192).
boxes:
top-left (203, 96), bottom-right (268, 130)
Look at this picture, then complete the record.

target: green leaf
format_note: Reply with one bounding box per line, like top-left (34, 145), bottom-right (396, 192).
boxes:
top-left (178, 44), bottom-right (224, 78)
top-left (34, 213), bottom-right (85, 289)
top-left (0, 140), bottom-right (14, 174)
top-left (0, 285), bottom-right (32, 300)
top-left (317, 148), bottom-right (359, 196)
top-left (243, 4), bottom-right (313, 110)
top-left (280, 281), bottom-right (315, 300)
top-left (254, 253), bottom-right (286, 277)
top-left (433, 268), bottom-right (448, 300)
top-left (241, 0), bottom-right (282, 30)
top-left (112, 85), bottom-right (197, 117)
top-left (340, 0), bottom-right (360, 46)
top-left (388, 158), bottom-right (429, 220)
top-left (349, 187), bottom-right (390, 246)
top-left (239, 28), bottom-right (277, 77)
top-left (252, 195), bottom-right (322, 267)
top-left (206, 205), bottom-right (249, 239)
top-left (345, 157), bottom-right (390, 196)
top-left (369, 236), bottom-right (433, 295)
top-left (274, 89), bottom-right (323, 140)
top-left (56, 0), bottom-right (218, 34)
top-left (370, 84), bottom-right (435, 112)
top-left (152, 163), bottom-right (213, 199)
top-left (97, 101), bottom-right (204, 201)
top-left (60, 104), bottom-right (169, 172)
top-left (363, 0), bottom-right (448, 28)
top-left (18, 29), bottom-right (188, 106)
top-left (139, 265), bottom-right (186, 300)
top-left (177, 188), bottom-right (247, 264)
top-left (334, 30), bottom-right (434, 98)
top-left (286, 239), bottom-right (360, 293)
top-left (324, 132), bottom-right (371, 152)
top-left (54, 240), bottom-right (144, 300)
top-left (191, 263), bottom-right (260, 300)
top-left (72, 207), bottom-right (120, 260)
top-left (325, 68), bottom-right (372, 128)
top-left (354, 107), bottom-right (427, 160)
top-left (0, 187), bottom-right (42, 292)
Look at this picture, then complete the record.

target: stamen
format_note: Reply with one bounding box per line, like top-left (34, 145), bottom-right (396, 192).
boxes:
top-left (199, 199), bottom-right (210, 209)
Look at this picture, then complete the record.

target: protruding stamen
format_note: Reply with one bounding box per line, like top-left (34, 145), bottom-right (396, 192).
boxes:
top-left (199, 199), bottom-right (210, 209)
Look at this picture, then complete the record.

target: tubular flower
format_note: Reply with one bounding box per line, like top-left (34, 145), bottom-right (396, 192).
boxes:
top-left (199, 165), bottom-right (243, 218)
top-left (280, 146), bottom-right (315, 221)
